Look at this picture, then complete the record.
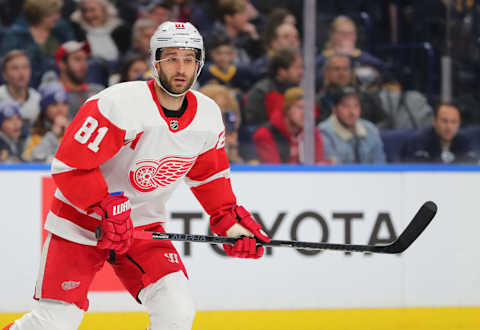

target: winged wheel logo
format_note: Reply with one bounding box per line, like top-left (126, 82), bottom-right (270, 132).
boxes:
top-left (129, 156), bottom-right (196, 192)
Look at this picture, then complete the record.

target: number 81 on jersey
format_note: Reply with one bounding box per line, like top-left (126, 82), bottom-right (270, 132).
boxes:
top-left (74, 116), bottom-right (109, 152)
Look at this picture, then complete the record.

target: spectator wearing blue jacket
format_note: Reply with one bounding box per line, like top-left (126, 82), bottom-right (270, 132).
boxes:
top-left (318, 86), bottom-right (386, 164)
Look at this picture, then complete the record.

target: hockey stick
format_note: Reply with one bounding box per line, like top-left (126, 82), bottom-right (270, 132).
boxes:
top-left (132, 201), bottom-right (437, 254)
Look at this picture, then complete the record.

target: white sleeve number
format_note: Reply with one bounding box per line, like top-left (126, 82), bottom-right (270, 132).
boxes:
top-left (74, 116), bottom-right (109, 152)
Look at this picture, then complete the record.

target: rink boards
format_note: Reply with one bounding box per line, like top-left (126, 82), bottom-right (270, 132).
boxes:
top-left (1, 164), bottom-right (479, 329)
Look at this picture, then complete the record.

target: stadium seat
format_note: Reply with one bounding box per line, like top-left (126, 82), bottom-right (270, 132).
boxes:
top-left (380, 128), bottom-right (416, 163)
top-left (460, 126), bottom-right (480, 154)
top-left (238, 124), bottom-right (259, 161)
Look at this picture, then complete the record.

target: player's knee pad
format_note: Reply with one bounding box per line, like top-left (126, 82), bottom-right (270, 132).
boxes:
top-left (10, 299), bottom-right (84, 330)
top-left (140, 270), bottom-right (196, 330)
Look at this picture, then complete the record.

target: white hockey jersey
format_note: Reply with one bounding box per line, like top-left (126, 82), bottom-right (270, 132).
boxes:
top-left (46, 80), bottom-right (237, 245)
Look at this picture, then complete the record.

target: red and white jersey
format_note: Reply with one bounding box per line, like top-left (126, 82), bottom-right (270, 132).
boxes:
top-left (46, 80), bottom-right (236, 245)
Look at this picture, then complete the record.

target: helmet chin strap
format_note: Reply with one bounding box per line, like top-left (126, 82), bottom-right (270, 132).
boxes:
top-left (152, 61), bottom-right (199, 98)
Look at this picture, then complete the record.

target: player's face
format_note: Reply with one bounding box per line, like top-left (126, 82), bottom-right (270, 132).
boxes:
top-left (2, 55), bottom-right (31, 89)
top-left (1, 114), bottom-right (22, 140)
top-left (433, 105), bottom-right (460, 143)
top-left (157, 48), bottom-right (199, 95)
top-left (334, 94), bottom-right (361, 129)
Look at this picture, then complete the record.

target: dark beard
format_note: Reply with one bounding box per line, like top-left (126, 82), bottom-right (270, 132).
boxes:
top-left (158, 69), bottom-right (195, 95)
top-left (66, 65), bottom-right (85, 85)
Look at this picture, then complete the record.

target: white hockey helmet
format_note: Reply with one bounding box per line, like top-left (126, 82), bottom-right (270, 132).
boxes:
top-left (150, 21), bottom-right (205, 97)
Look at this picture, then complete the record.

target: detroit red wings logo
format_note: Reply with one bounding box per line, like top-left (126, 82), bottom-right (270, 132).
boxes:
top-left (129, 156), bottom-right (196, 192)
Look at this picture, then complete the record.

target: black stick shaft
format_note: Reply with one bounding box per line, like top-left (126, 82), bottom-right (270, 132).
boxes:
top-left (135, 200), bottom-right (437, 254)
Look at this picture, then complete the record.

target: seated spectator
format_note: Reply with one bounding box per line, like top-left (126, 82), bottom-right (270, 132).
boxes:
top-left (0, 50), bottom-right (41, 126)
top-left (317, 55), bottom-right (386, 125)
top-left (140, 0), bottom-right (172, 26)
top-left (401, 103), bottom-right (477, 163)
top-left (318, 86), bottom-right (386, 164)
top-left (70, 0), bottom-right (127, 63)
top-left (252, 9), bottom-right (300, 78)
top-left (0, 101), bottom-right (25, 162)
top-left (244, 47), bottom-right (303, 125)
top-left (316, 54), bottom-right (353, 122)
top-left (253, 87), bottom-right (326, 164)
top-left (54, 40), bottom-right (104, 119)
top-left (170, 0), bottom-right (193, 23)
top-left (198, 34), bottom-right (254, 92)
top-left (262, 7), bottom-right (296, 29)
top-left (199, 84), bottom-right (256, 164)
top-left (127, 18), bottom-right (158, 60)
top-left (110, 54), bottom-right (150, 85)
top-left (316, 15), bottom-right (386, 85)
top-left (363, 73), bottom-right (434, 130)
top-left (211, 0), bottom-right (263, 65)
top-left (0, 0), bottom-right (74, 87)
top-left (23, 82), bottom-right (69, 162)
top-left (190, 0), bottom-right (217, 34)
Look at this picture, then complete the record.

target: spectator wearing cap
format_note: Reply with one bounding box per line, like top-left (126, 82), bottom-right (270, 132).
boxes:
top-left (55, 40), bottom-right (104, 119)
top-left (0, 101), bottom-right (25, 162)
top-left (23, 82), bottom-right (70, 162)
top-left (210, 0), bottom-right (263, 66)
top-left (244, 47), bottom-right (303, 125)
top-left (70, 0), bottom-right (129, 63)
top-left (253, 87), bottom-right (327, 164)
top-left (401, 103), bottom-right (478, 164)
top-left (0, 0), bottom-right (75, 87)
top-left (198, 34), bottom-right (255, 93)
top-left (198, 84), bottom-right (256, 164)
top-left (318, 86), bottom-right (386, 164)
top-left (0, 50), bottom-right (41, 126)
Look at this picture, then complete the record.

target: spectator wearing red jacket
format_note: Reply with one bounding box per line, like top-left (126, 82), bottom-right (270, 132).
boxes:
top-left (253, 87), bottom-right (327, 164)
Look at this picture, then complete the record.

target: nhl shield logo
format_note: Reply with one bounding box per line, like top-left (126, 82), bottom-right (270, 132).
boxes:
top-left (170, 120), bottom-right (179, 130)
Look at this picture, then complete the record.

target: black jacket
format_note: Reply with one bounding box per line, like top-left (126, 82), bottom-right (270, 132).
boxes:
top-left (401, 127), bottom-right (478, 164)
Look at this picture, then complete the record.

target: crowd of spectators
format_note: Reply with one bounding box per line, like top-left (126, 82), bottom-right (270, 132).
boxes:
top-left (0, 0), bottom-right (479, 165)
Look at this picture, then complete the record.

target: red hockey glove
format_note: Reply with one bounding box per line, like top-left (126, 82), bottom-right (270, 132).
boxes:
top-left (89, 192), bottom-right (133, 255)
top-left (211, 205), bottom-right (270, 259)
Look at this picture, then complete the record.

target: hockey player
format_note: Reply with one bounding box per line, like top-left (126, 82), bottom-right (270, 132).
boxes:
top-left (4, 21), bottom-right (270, 330)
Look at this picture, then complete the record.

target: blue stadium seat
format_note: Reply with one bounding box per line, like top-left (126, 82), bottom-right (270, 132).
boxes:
top-left (460, 126), bottom-right (480, 154)
top-left (380, 128), bottom-right (416, 163)
top-left (238, 124), bottom-right (259, 162)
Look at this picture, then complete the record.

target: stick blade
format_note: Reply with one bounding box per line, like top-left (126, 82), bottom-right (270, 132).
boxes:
top-left (379, 201), bottom-right (437, 254)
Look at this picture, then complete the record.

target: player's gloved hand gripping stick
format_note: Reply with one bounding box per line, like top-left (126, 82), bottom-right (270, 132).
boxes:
top-left (209, 205), bottom-right (271, 258)
top-left (90, 192), bottom-right (134, 255)
top-left (134, 201), bottom-right (437, 254)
